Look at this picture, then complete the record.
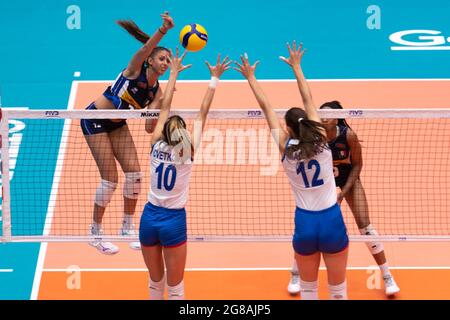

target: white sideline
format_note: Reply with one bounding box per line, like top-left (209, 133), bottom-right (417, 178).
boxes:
top-left (41, 266), bottom-right (450, 272)
top-left (30, 81), bottom-right (78, 300)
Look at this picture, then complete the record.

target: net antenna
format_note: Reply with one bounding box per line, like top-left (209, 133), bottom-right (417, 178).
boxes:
top-left (0, 90), bottom-right (13, 242)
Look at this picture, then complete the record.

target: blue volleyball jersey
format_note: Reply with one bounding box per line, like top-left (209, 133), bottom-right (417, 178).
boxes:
top-left (103, 64), bottom-right (159, 110)
top-left (328, 125), bottom-right (352, 187)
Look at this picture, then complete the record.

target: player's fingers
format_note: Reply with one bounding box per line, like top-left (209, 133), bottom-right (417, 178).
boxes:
top-left (182, 64), bottom-right (193, 71)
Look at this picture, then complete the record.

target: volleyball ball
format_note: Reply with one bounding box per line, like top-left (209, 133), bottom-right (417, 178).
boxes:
top-left (179, 24), bottom-right (208, 52)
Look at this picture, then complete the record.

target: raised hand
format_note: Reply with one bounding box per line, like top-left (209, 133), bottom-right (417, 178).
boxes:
top-left (205, 54), bottom-right (232, 78)
top-left (160, 11), bottom-right (174, 33)
top-left (169, 47), bottom-right (192, 73)
top-left (234, 53), bottom-right (260, 79)
top-left (279, 41), bottom-right (306, 68)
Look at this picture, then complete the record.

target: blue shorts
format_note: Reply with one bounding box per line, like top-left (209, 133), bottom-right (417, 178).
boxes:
top-left (292, 203), bottom-right (349, 256)
top-left (139, 202), bottom-right (187, 247)
top-left (80, 102), bottom-right (127, 135)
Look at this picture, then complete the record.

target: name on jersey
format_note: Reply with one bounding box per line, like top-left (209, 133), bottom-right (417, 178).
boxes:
top-left (152, 149), bottom-right (174, 162)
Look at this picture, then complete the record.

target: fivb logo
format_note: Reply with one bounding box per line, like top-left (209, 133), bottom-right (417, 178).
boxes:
top-left (247, 110), bottom-right (263, 118)
top-left (45, 111), bottom-right (60, 117)
top-left (390, 30), bottom-right (450, 51)
top-left (348, 110), bottom-right (363, 117)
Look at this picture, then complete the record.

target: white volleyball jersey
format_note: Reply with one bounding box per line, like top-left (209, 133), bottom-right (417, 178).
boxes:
top-left (282, 139), bottom-right (337, 211)
top-left (148, 140), bottom-right (193, 209)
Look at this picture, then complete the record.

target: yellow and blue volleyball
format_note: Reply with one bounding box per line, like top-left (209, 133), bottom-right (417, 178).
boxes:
top-left (179, 24), bottom-right (208, 52)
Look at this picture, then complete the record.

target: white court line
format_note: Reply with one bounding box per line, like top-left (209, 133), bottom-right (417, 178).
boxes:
top-left (0, 269), bottom-right (14, 272)
top-left (42, 266), bottom-right (450, 272)
top-left (30, 81), bottom-right (78, 300)
top-left (74, 78), bottom-right (450, 84)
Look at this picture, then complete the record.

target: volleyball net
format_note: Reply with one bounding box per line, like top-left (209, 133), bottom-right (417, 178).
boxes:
top-left (1, 108), bottom-right (450, 242)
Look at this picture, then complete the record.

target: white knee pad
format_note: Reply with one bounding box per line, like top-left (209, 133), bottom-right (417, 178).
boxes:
top-left (94, 179), bottom-right (118, 207)
top-left (359, 224), bottom-right (384, 255)
top-left (328, 280), bottom-right (348, 300)
top-left (149, 275), bottom-right (166, 300)
top-left (300, 279), bottom-right (319, 300)
top-left (168, 280), bottom-right (184, 300)
top-left (123, 172), bottom-right (142, 199)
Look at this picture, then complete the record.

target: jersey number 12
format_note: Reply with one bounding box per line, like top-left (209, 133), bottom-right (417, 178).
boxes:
top-left (297, 159), bottom-right (324, 188)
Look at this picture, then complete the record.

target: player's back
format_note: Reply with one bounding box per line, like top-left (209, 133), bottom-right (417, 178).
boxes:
top-left (282, 139), bottom-right (337, 211)
top-left (148, 140), bottom-right (193, 209)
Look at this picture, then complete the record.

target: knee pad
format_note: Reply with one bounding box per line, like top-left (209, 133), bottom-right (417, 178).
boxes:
top-left (359, 224), bottom-right (384, 255)
top-left (168, 280), bottom-right (184, 300)
top-left (328, 280), bottom-right (347, 300)
top-left (123, 172), bottom-right (142, 199)
top-left (149, 275), bottom-right (165, 300)
top-left (300, 279), bottom-right (319, 300)
top-left (94, 179), bottom-right (118, 207)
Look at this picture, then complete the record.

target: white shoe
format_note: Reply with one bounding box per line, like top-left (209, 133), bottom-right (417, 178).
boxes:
top-left (88, 226), bottom-right (119, 255)
top-left (120, 224), bottom-right (141, 250)
top-left (383, 275), bottom-right (400, 296)
top-left (287, 271), bottom-right (301, 295)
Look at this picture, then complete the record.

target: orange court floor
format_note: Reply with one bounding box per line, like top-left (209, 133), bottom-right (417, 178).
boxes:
top-left (36, 80), bottom-right (450, 299)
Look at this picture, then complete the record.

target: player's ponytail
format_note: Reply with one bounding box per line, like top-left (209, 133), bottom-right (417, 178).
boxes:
top-left (319, 101), bottom-right (351, 128)
top-left (163, 116), bottom-right (193, 162)
top-left (284, 107), bottom-right (327, 161)
top-left (116, 20), bottom-right (150, 44)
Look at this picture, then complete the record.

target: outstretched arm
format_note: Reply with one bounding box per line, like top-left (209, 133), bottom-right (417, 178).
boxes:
top-left (151, 48), bottom-right (191, 145)
top-left (124, 12), bottom-right (174, 78)
top-left (235, 54), bottom-right (288, 154)
top-left (192, 54), bottom-right (232, 152)
top-left (145, 88), bottom-right (163, 133)
top-left (280, 41), bottom-right (322, 125)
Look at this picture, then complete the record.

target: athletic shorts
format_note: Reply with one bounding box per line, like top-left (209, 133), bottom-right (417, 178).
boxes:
top-left (80, 102), bottom-right (127, 135)
top-left (139, 202), bottom-right (187, 247)
top-left (292, 203), bottom-right (349, 256)
top-left (334, 164), bottom-right (352, 188)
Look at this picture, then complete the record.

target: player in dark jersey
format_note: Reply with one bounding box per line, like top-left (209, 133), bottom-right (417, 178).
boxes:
top-left (81, 12), bottom-right (174, 255)
top-left (288, 100), bottom-right (400, 297)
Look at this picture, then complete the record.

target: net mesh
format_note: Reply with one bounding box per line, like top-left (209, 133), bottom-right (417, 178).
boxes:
top-left (1, 109), bottom-right (450, 242)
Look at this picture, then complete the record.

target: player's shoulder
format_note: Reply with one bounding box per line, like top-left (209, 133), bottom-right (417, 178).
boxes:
top-left (151, 139), bottom-right (166, 151)
top-left (345, 127), bottom-right (360, 145)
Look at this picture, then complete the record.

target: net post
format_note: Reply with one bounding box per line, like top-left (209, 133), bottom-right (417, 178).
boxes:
top-left (0, 108), bottom-right (12, 242)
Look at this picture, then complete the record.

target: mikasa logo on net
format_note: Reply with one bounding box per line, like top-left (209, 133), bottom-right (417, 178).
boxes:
top-left (389, 30), bottom-right (450, 50)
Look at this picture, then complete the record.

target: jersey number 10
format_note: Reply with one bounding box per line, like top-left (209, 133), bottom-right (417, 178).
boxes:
top-left (297, 159), bottom-right (324, 188)
top-left (155, 163), bottom-right (177, 191)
